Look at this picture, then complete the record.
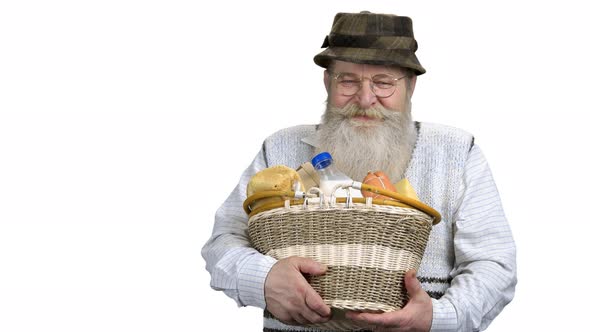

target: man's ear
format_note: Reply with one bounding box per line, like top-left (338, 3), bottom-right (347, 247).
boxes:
top-left (323, 70), bottom-right (330, 92)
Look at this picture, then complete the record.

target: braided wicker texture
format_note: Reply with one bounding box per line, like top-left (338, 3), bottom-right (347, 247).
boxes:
top-left (248, 202), bottom-right (435, 331)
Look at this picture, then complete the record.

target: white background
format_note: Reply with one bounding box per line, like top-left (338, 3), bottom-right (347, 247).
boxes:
top-left (1, 0), bottom-right (589, 331)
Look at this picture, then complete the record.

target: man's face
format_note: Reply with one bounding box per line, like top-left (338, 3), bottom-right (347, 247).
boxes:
top-left (324, 60), bottom-right (414, 114)
top-left (317, 60), bottom-right (418, 182)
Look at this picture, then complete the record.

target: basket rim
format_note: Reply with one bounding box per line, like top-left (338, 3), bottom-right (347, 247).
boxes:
top-left (244, 183), bottom-right (441, 224)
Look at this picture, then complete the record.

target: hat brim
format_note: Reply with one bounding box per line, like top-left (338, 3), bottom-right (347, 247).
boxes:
top-left (314, 47), bottom-right (426, 75)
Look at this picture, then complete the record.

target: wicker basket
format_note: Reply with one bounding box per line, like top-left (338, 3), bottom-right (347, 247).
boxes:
top-left (244, 184), bottom-right (440, 331)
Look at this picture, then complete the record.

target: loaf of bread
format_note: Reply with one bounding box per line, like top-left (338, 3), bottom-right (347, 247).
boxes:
top-left (247, 165), bottom-right (304, 210)
top-left (361, 171), bottom-right (396, 199)
top-left (361, 171), bottom-right (421, 202)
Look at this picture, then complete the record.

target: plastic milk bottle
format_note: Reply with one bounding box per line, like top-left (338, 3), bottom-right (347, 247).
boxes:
top-left (311, 152), bottom-right (362, 200)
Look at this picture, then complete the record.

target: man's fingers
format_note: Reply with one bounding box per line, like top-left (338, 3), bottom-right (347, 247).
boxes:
top-left (404, 269), bottom-right (422, 297)
top-left (299, 307), bottom-right (329, 324)
top-left (279, 297), bottom-right (330, 326)
top-left (305, 289), bottom-right (331, 317)
top-left (345, 270), bottom-right (433, 331)
top-left (291, 312), bottom-right (310, 326)
top-left (346, 310), bottom-right (401, 327)
top-left (265, 257), bottom-right (332, 326)
top-left (296, 257), bottom-right (328, 276)
top-left (271, 307), bottom-right (297, 325)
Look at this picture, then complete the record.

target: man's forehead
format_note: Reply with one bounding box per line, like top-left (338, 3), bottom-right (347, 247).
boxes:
top-left (331, 60), bottom-right (404, 75)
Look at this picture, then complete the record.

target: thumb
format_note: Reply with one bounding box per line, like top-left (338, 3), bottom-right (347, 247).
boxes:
top-left (296, 258), bottom-right (328, 276)
top-left (404, 269), bottom-right (422, 297)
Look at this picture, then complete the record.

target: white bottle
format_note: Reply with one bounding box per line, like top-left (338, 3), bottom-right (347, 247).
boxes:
top-left (311, 152), bottom-right (362, 201)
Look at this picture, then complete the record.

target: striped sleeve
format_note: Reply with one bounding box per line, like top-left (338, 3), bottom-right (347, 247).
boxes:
top-left (431, 145), bottom-right (517, 332)
top-left (201, 148), bottom-right (277, 308)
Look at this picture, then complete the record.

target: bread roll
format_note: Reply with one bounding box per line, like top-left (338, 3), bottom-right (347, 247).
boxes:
top-left (361, 171), bottom-right (396, 199)
top-left (247, 165), bottom-right (304, 210)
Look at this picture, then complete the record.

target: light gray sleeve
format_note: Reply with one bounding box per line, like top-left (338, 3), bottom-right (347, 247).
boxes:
top-left (431, 145), bottom-right (517, 331)
top-left (201, 148), bottom-right (277, 308)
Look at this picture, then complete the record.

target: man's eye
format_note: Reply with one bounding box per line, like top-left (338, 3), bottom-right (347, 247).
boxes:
top-left (339, 80), bottom-right (360, 86)
top-left (374, 81), bottom-right (394, 88)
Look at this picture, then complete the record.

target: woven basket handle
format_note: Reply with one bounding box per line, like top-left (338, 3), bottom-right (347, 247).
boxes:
top-left (359, 183), bottom-right (440, 224)
top-left (243, 184), bottom-right (441, 224)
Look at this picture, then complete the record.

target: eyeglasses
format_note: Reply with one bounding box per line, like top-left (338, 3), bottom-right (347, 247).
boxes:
top-left (330, 72), bottom-right (407, 98)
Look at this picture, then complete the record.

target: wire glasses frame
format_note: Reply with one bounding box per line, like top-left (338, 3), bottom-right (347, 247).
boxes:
top-left (329, 72), bottom-right (407, 98)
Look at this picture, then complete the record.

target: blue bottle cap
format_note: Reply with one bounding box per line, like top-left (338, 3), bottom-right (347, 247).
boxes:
top-left (311, 152), bottom-right (333, 169)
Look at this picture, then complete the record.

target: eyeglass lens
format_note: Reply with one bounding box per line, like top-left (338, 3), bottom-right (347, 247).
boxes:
top-left (334, 73), bottom-right (399, 98)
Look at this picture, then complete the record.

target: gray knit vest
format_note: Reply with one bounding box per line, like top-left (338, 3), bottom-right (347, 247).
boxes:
top-left (261, 122), bottom-right (474, 332)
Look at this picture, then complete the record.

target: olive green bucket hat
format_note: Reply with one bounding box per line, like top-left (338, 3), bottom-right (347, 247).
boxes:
top-left (313, 11), bottom-right (426, 75)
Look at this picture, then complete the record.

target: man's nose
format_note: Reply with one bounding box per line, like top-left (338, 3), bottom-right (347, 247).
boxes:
top-left (356, 80), bottom-right (377, 109)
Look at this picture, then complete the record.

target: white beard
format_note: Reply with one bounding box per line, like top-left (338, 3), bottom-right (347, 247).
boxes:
top-left (315, 102), bottom-right (417, 183)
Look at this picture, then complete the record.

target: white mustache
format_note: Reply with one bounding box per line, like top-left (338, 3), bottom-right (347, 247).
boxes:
top-left (329, 104), bottom-right (392, 121)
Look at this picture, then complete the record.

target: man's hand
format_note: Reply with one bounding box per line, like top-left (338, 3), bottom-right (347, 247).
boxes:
top-left (346, 269), bottom-right (432, 332)
top-left (264, 257), bottom-right (332, 325)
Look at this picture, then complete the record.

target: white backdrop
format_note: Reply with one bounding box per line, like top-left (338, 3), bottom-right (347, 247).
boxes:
top-left (1, 1), bottom-right (589, 331)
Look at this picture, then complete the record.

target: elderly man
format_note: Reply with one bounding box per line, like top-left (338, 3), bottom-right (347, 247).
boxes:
top-left (202, 11), bottom-right (516, 332)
